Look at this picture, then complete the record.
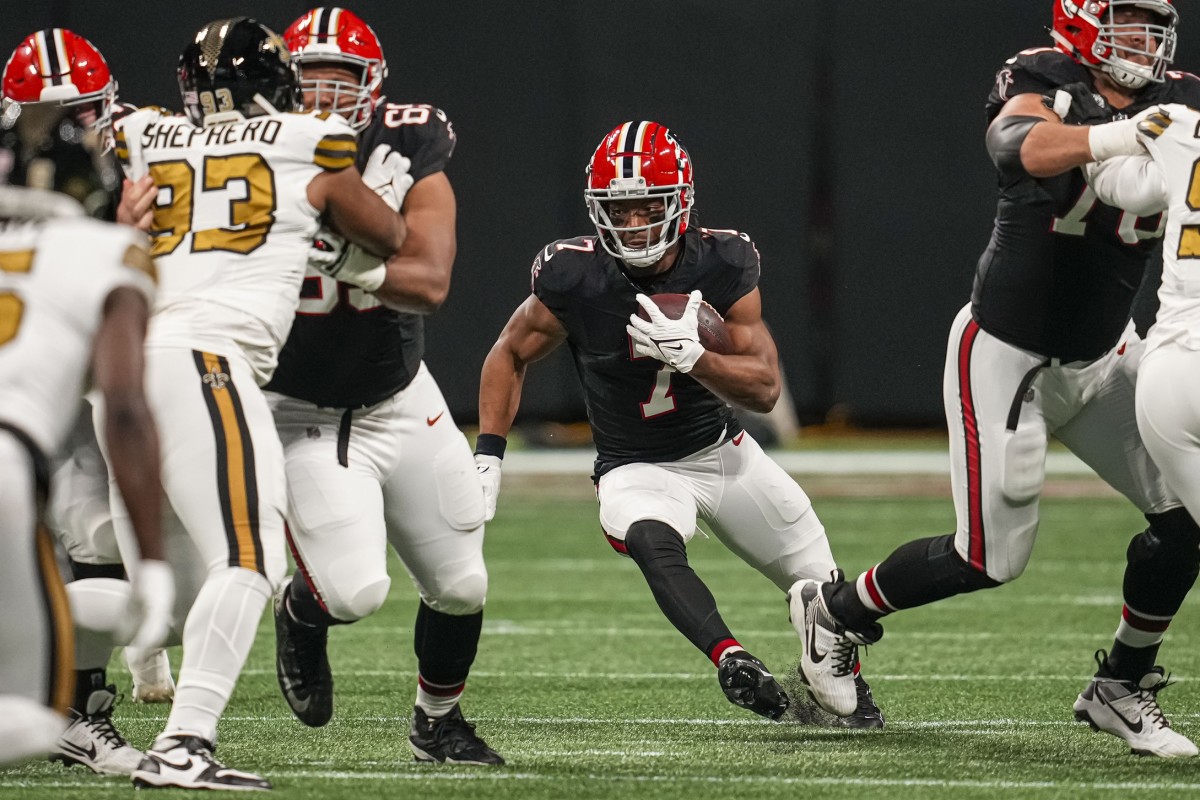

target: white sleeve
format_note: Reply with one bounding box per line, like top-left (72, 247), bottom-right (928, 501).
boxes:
top-left (1083, 155), bottom-right (1169, 217)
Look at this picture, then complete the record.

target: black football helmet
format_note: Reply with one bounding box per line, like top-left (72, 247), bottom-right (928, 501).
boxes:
top-left (0, 102), bottom-right (118, 219)
top-left (177, 17), bottom-right (302, 127)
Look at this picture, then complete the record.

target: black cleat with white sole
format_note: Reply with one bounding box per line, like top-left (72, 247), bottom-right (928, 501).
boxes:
top-left (409, 705), bottom-right (505, 765)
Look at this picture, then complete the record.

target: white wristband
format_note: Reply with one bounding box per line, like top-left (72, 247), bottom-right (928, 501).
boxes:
top-left (1088, 119), bottom-right (1141, 161)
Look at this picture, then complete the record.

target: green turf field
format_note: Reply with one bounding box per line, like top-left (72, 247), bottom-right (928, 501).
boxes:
top-left (3, 474), bottom-right (1199, 799)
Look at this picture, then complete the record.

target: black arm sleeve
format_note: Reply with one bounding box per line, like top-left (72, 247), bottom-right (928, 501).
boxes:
top-left (985, 115), bottom-right (1045, 179)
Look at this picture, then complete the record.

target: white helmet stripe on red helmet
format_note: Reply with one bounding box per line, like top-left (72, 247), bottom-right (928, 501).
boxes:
top-left (309, 7), bottom-right (343, 40)
top-left (34, 29), bottom-right (72, 88)
top-left (616, 121), bottom-right (651, 179)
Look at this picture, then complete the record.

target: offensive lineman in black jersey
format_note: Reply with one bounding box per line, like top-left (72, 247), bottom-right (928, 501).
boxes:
top-left (477, 120), bottom-right (883, 728)
top-left (265, 8), bottom-right (503, 765)
top-left (795, 0), bottom-right (1200, 758)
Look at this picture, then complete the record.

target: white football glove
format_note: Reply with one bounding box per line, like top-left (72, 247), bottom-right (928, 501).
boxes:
top-left (361, 143), bottom-right (414, 212)
top-left (475, 454), bottom-right (502, 522)
top-left (1088, 107), bottom-right (1170, 161)
top-left (626, 290), bottom-right (705, 373)
top-left (306, 227), bottom-right (387, 293)
top-left (118, 559), bottom-right (175, 649)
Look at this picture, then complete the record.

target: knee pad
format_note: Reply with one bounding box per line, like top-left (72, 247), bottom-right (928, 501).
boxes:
top-left (330, 576), bottom-right (391, 622)
top-left (423, 570), bottom-right (487, 616)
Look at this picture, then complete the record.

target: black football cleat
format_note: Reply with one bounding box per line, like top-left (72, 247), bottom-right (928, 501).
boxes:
top-left (718, 651), bottom-right (790, 721)
top-left (833, 673), bottom-right (885, 729)
top-left (273, 588), bottom-right (334, 727)
top-left (409, 705), bottom-right (505, 765)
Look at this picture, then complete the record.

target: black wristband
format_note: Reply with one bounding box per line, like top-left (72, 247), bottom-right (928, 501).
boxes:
top-left (474, 433), bottom-right (508, 459)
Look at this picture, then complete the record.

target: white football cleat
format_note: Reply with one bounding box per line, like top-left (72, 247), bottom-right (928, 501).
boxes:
top-left (1074, 653), bottom-right (1198, 758)
top-left (790, 578), bottom-right (866, 717)
top-left (50, 685), bottom-right (144, 775)
top-left (132, 735), bottom-right (272, 791)
top-left (124, 646), bottom-right (175, 704)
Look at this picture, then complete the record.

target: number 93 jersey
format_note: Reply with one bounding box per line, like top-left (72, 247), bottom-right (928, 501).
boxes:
top-left (0, 217), bottom-right (155, 455)
top-left (114, 107), bottom-right (358, 384)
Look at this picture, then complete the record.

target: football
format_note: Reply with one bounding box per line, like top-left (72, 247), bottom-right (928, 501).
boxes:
top-left (637, 293), bottom-right (733, 355)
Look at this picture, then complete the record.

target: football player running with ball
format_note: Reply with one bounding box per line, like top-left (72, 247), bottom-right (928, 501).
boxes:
top-left (477, 120), bottom-right (883, 728)
top-left (263, 8), bottom-right (503, 765)
top-left (792, 0), bottom-right (1200, 758)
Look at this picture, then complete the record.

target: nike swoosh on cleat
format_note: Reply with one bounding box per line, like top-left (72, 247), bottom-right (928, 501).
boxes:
top-left (1097, 690), bottom-right (1144, 733)
top-left (287, 691), bottom-right (312, 713)
top-left (150, 753), bottom-right (195, 771)
top-left (426, 412), bottom-right (444, 426)
top-left (57, 741), bottom-right (98, 761)
top-left (807, 605), bottom-right (829, 664)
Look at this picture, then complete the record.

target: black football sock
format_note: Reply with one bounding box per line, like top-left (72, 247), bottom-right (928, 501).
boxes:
top-left (1106, 508), bottom-right (1200, 681)
top-left (286, 574), bottom-right (341, 628)
top-left (413, 601), bottom-right (482, 687)
top-left (624, 520), bottom-right (738, 664)
top-left (828, 534), bottom-right (1000, 634)
top-left (72, 667), bottom-right (107, 714)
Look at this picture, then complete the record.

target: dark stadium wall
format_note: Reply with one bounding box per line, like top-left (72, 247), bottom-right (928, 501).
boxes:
top-left (5, 1), bottom-right (1196, 427)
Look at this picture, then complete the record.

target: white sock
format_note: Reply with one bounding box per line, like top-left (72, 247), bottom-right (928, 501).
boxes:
top-left (164, 567), bottom-right (270, 743)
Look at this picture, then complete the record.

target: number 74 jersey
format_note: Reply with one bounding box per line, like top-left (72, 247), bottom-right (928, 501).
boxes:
top-left (114, 107), bottom-right (358, 383)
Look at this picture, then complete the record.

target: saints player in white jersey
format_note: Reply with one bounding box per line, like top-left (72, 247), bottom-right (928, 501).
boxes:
top-left (2, 27), bottom-right (178, 777)
top-left (1083, 106), bottom-right (1200, 750)
top-left (0, 105), bottom-right (169, 767)
top-left (103, 17), bottom-right (409, 791)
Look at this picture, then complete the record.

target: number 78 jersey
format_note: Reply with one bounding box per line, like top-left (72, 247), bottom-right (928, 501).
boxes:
top-left (115, 107), bottom-right (357, 382)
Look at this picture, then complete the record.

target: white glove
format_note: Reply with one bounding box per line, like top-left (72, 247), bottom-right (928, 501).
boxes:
top-left (626, 290), bottom-right (705, 373)
top-left (1088, 107), bottom-right (1170, 161)
top-left (361, 144), bottom-right (414, 212)
top-left (118, 560), bottom-right (174, 649)
top-left (475, 454), bottom-right (502, 522)
top-left (306, 227), bottom-right (387, 292)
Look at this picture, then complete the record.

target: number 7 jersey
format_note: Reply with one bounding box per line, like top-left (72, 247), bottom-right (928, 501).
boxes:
top-left (114, 107), bottom-right (358, 383)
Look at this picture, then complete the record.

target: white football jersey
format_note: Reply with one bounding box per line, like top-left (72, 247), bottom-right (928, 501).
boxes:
top-left (115, 107), bottom-right (357, 383)
top-left (1087, 104), bottom-right (1200, 353)
top-left (0, 214), bottom-right (155, 455)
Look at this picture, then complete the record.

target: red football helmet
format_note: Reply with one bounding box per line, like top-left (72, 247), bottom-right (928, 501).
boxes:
top-left (283, 8), bottom-right (387, 130)
top-left (1051, 1), bottom-right (1178, 89)
top-left (585, 121), bottom-right (694, 268)
top-left (2, 29), bottom-right (117, 135)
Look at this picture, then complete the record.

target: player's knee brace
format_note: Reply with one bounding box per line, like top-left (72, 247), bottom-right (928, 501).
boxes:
top-left (422, 570), bottom-right (487, 616)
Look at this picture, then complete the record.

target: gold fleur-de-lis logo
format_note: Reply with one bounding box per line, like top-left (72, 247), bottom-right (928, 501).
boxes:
top-left (203, 366), bottom-right (229, 390)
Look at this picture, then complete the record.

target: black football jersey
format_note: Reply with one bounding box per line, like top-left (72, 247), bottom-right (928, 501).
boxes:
top-left (532, 227), bottom-right (759, 478)
top-left (974, 48), bottom-right (1200, 362)
top-left (265, 103), bottom-right (456, 408)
